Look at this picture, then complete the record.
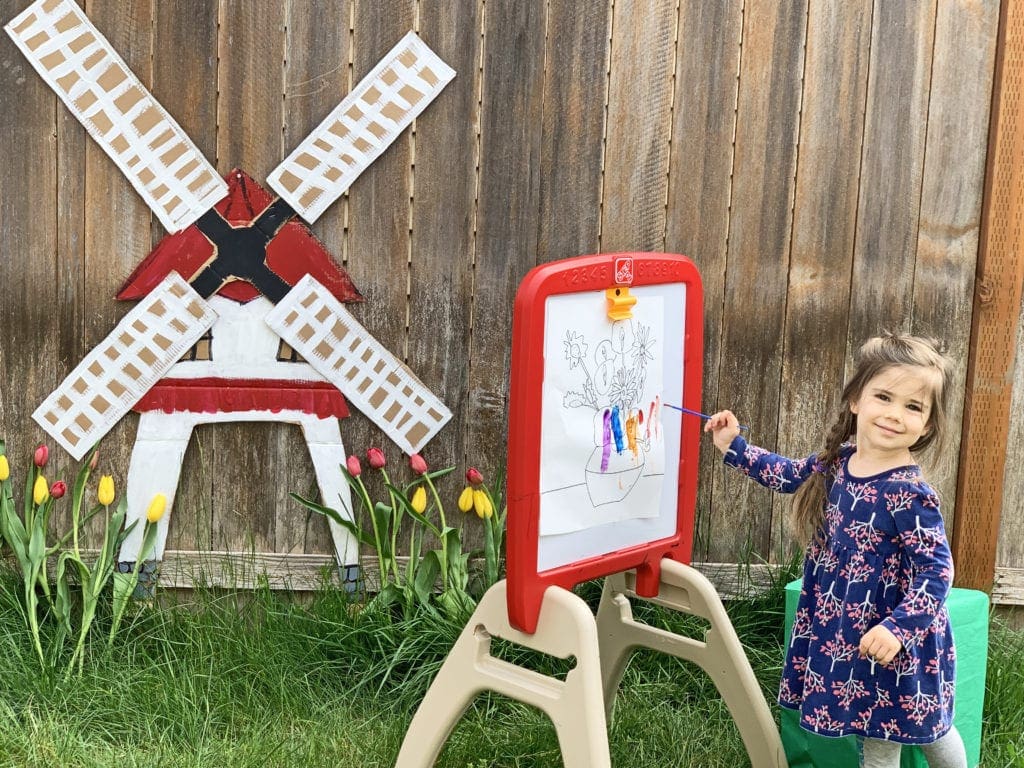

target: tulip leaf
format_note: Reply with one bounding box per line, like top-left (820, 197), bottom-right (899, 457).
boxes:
top-left (371, 503), bottom-right (393, 560)
top-left (413, 549), bottom-right (441, 605)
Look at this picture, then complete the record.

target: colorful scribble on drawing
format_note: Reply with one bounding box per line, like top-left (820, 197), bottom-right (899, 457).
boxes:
top-left (563, 319), bottom-right (661, 506)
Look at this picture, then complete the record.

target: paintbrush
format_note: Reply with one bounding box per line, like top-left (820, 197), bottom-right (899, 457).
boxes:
top-left (663, 403), bottom-right (749, 432)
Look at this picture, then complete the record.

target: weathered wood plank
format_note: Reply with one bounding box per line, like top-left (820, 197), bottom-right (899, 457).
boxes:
top-left (599, 0), bottom-right (675, 252)
top-left (993, 567), bottom-right (1024, 606)
top-left (847, 1), bottom-right (935, 343)
top-left (535, 0), bottom-right (608, 264)
top-left (1002, 293), bottom-right (1024, 572)
top-left (0, 0), bottom-right (59, 474)
top-left (955, 0), bottom-right (1024, 590)
top-left (279, 0), bottom-right (353, 555)
top-left (404, 1), bottom-right (483, 552)
top-left (339, 0), bottom-right (417, 464)
top-left (150, 0), bottom-right (221, 554)
top-left (773, 0), bottom-right (872, 561)
top-left (465, 0), bottom-right (546, 477)
top-left (663, 0), bottom-right (743, 560)
top-left (212, 0), bottom-right (288, 554)
top-left (407, 0), bottom-right (480, 470)
top-left (912, 0), bottom-right (999, 524)
top-left (708, 0), bottom-right (806, 562)
top-left (73, 0), bottom-right (156, 546)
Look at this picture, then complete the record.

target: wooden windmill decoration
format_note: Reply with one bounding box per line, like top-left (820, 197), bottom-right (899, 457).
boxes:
top-left (6, 0), bottom-right (455, 577)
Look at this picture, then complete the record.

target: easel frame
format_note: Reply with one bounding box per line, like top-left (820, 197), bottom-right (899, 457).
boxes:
top-left (506, 252), bottom-right (705, 633)
top-left (394, 560), bottom-right (787, 767)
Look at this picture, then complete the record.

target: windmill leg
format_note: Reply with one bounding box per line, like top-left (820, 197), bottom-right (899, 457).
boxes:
top-left (117, 411), bottom-right (194, 586)
top-left (300, 415), bottom-right (358, 586)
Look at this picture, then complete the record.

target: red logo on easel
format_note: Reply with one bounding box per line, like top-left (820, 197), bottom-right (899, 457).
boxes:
top-left (614, 257), bottom-right (634, 285)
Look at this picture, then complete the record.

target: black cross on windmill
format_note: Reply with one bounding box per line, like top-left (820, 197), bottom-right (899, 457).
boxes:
top-left (6, 0), bottom-right (456, 573)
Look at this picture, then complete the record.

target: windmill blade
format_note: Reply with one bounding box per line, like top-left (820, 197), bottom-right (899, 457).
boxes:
top-left (266, 275), bottom-right (451, 455)
top-left (33, 273), bottom-right (217, 460)
top-left (267, 31), bottom-right (455, 224)
top-left (5, 0), bottom-right (228, 233)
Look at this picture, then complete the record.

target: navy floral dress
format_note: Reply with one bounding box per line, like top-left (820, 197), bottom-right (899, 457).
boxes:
top-left (724, 436), bottom-right (956, 744)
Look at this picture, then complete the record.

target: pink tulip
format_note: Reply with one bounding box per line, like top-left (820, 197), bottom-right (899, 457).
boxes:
top-left (346, 455), bottom-right (362, 478)
top-left (88, 450), bottom-right (99, 471)
top-left (409, 453), bottom-right (428, 475)
top-left (34, 444), bottom-right (49, 468)
top-left (49, 480), bottom-right (67, 499)
top-left (367, 447), bottom-right (386, 470)
top-left (466, 467), bottom-right (484, 486)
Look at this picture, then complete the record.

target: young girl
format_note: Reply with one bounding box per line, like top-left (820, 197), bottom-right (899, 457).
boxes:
top-left (705, 334), bottom-right (967, 768)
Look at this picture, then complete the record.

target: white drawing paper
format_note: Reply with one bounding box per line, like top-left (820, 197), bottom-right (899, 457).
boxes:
top-left (538, 291), bottom-right (666, 536)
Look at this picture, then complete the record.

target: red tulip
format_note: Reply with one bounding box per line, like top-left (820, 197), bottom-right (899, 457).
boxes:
top-left (346, 455), bottom-right (362, 478)
top-left (409, 453), bottom-right (428, 475)
top-left (367, 447), bottom-right (386, 470)
top-left (88, 450), bottom-right (99, 471)
top-left (466, 467), bottom-right (484, 486)
top-left (49, 480), bottom-right (67, 499)
top-left (34, 444), bottom-right (49, 468)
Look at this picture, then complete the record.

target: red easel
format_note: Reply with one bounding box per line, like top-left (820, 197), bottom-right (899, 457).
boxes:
top-left (395, 254), bottom-right (787, 768)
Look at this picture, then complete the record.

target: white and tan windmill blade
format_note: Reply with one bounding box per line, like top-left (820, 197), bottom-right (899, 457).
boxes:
top-left (266, 275), bottom-right (452, 455)
top-left (33, 273), bottom-right (217, 460)
top-left (267, 31), bottom-right (455, 224)
top-left (5, 0), bottom-right (228, 233)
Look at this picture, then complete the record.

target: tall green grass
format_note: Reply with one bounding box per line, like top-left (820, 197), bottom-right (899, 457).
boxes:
top-left (0, 564), bottom-right (1019, 767)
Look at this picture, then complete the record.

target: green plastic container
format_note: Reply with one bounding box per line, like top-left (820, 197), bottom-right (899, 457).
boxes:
top-left (781, 580), bottom-right (988, 767)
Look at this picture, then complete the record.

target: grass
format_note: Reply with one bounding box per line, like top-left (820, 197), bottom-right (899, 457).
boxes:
top-left (0, 567), bottom-right (1019, 767)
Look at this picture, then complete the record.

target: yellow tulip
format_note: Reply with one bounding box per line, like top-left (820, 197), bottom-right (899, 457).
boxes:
top-left (411, 486), bottom-right (427, 514)
top-left (98, 475), bottom-right (115, 506)
top-left (457, 486), bottom-right (474, 513)
top-left (146, 493), bottom-right (167, 523)
top-left (0, 455), bottom-right (9, 481)
top-left (472, 489), bottom-right (492, 519)
top-left (33, 475), bottom-right (49, 505)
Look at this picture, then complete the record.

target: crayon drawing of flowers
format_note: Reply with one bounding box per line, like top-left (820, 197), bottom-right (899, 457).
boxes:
top-left (561, 319), bottom-right (656, 505)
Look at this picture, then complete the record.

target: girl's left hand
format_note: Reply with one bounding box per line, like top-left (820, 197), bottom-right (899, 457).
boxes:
top-left (859, 624), bottom-right (902, 665)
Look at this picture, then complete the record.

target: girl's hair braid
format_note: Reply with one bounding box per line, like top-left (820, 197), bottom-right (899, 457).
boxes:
top-left (791, 332), bottom-right (952, 543)
top-left (793, 409), bottom-right (854, 541)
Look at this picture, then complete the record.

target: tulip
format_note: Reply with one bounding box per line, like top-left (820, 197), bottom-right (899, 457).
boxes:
top-left (33, 444), bottom-right (49, 468)
top-left (33, 475), bottom-right (49, 505)
top-left (411, 486), bottom-right (427, 514)
top-left (146, 493), bottom-right (167, 523)
top-left (346, 455), bottom-right (362, 478)
top-left (409, 453), bottom-right (428, 475)
top-left (49, 480), bottom-right (67, 499)
top-left (0, 455), bottom-right (9, 482)
top-left (98, 475), bottom-right (115, 506)
top-left (458, 485), bottom-right (474, 513)
top-left (473, 489), bottom-right (492, 519)
top-left (88, 450), bottom-right (99, 471)
top-left (466, 467), bottom-right (484, 486)
top-left (367, 447), bottom-right (386, 470)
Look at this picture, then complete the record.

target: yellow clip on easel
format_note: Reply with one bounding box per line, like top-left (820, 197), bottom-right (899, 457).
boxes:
top-left (606, 285), bottom-right (637, 320)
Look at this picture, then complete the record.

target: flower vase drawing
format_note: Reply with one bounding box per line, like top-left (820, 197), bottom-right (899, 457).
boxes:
top-left (563, 319), bottom-right (655, 506)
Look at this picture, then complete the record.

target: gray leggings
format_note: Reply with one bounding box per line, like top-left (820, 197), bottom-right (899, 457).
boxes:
top-left (859, 726), bottom-right (967, 768)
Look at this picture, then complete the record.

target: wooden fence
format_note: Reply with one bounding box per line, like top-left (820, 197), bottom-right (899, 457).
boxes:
top-left (1, 0), bottom-right (1020, 601)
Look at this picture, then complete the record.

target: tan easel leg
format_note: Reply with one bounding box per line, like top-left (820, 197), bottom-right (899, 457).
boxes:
top-left (394, 580), bottom-right (611, 768)
top-left (596, 559), bottom-right (788, 768)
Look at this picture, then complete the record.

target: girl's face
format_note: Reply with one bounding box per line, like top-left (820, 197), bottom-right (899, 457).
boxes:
top-left (849, 365), bottom-right (935, 462)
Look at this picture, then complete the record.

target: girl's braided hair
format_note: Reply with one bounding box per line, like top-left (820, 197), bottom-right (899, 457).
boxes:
top-left (791, 332), bottom-right (952, 542)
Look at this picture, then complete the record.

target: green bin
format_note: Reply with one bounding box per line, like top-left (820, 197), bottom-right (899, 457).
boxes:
top-left (782, 580), bottom-right (988, 767)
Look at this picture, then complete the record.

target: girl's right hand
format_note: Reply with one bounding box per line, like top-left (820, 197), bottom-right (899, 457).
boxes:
top-left (704, 410), bottom-right (741, 454)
